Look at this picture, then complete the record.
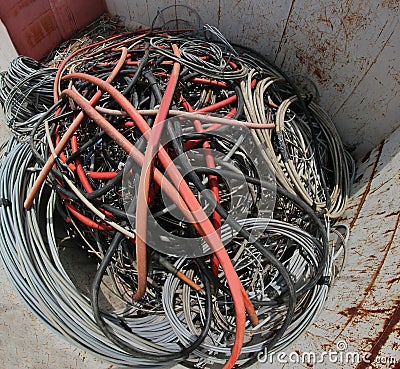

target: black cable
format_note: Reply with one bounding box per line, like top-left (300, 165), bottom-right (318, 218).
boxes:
top-left (167, 125), bottom-right (297, 350)
top-left (91, 230), bottom-right (213, 361)
top-left (122, 43), bottom-right (150, 97)
top-left (194, 166), bottom-right (329, 291)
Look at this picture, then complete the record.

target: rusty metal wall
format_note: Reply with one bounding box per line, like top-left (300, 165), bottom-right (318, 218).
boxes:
top-left (105, 0), bottom-right (400, 159)
top-left (284, 123), bottom-right (400, 369)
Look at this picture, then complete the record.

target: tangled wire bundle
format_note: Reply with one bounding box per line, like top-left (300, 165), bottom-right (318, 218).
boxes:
top-left (0, 20), bottom-right (351, 369)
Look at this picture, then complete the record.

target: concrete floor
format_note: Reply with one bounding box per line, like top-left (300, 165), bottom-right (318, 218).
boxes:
top-left (0, 108), bottom-right (398, 368)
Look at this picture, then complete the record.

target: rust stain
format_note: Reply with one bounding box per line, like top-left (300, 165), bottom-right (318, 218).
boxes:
top-left (333, 26), bottom-right (396, 116)
top-left (341, 4), bottom-right (369, 32)
top-left (25, 11), bottom-right (57, 47)
top-left (380, 0), bottom-right (399, 11)
top-left (274, 0), bottom-right (296, 63)
top-left (385, 210), bottom-right (400, 218)
top-left (217, 0), bottom-right (221, 27)
top-left (278, 0), bottom-right (390, 101)
top-left (339, 306), bottom-right (360, 317)
top-left (355, 300), bottom-right (400, 369)
top-left (369, 177), bottom-right (392, 194)
top-left (376, 18), bottom-right (389, 40)
top-left (317, 16), bottom-right (334, 30)
top-left (335, 211), bottom-right (400, 339)
top-left (376, 186), bottom-right (391, 195)
top-left (387, 276), bottom-right (400, 285)
top-left (339, 307), bottom-right (392, 318)
top-left (349, 141), bottom-right (383, 230)
top-left (250, 34), bottom-right (260, 44)
top-left (295, 47), bottom-right (328, 82)
top-left (313, 68), bottom-right (324, 82)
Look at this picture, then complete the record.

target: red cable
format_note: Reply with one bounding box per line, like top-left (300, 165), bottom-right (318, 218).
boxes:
top-left (60, 197), bottom-right (112, 231)
top-left (183, 107), bottom-right (237, 151)
top-left (29, 39), bottom-right (266, 368)
top-left (24, 47), bottom-right (128, 209)
top-left (134, 42), bottom-right (182, 301)
top-left (177, 89), bottom-right (259, 324)
top-left (70, 134), bottom-right (93, 193)
top-left (87, 171), bottom-right (118, 179)
top-left (53, 33), bottom-right (149, 102)
top-left (179, 93), bottom-right (222, 276)
top-left (189, 77), bottom-right (227, 88)
top-left (61, 85), bottom-right (253, 369)
top-left (65, 203), bottom-right (112, 231)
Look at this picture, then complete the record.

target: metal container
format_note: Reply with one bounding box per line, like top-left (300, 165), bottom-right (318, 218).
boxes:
top-left (0, 1), bottom-right (398, 368)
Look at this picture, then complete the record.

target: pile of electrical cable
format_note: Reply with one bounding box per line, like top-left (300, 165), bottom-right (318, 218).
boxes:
top-left (0, 25), bottom-right (352, 369)
top-left (0, 15), bottom-right (124, 137)
top-left (0, 56), bottom-right (56, 136)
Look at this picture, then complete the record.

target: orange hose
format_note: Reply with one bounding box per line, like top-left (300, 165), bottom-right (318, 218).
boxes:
top-left (134, 42), bottom-right (181, 301)
top-left (179, 95), bottom-right (259, 325)
top-left (60, 87), bottom-right (250, 369)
